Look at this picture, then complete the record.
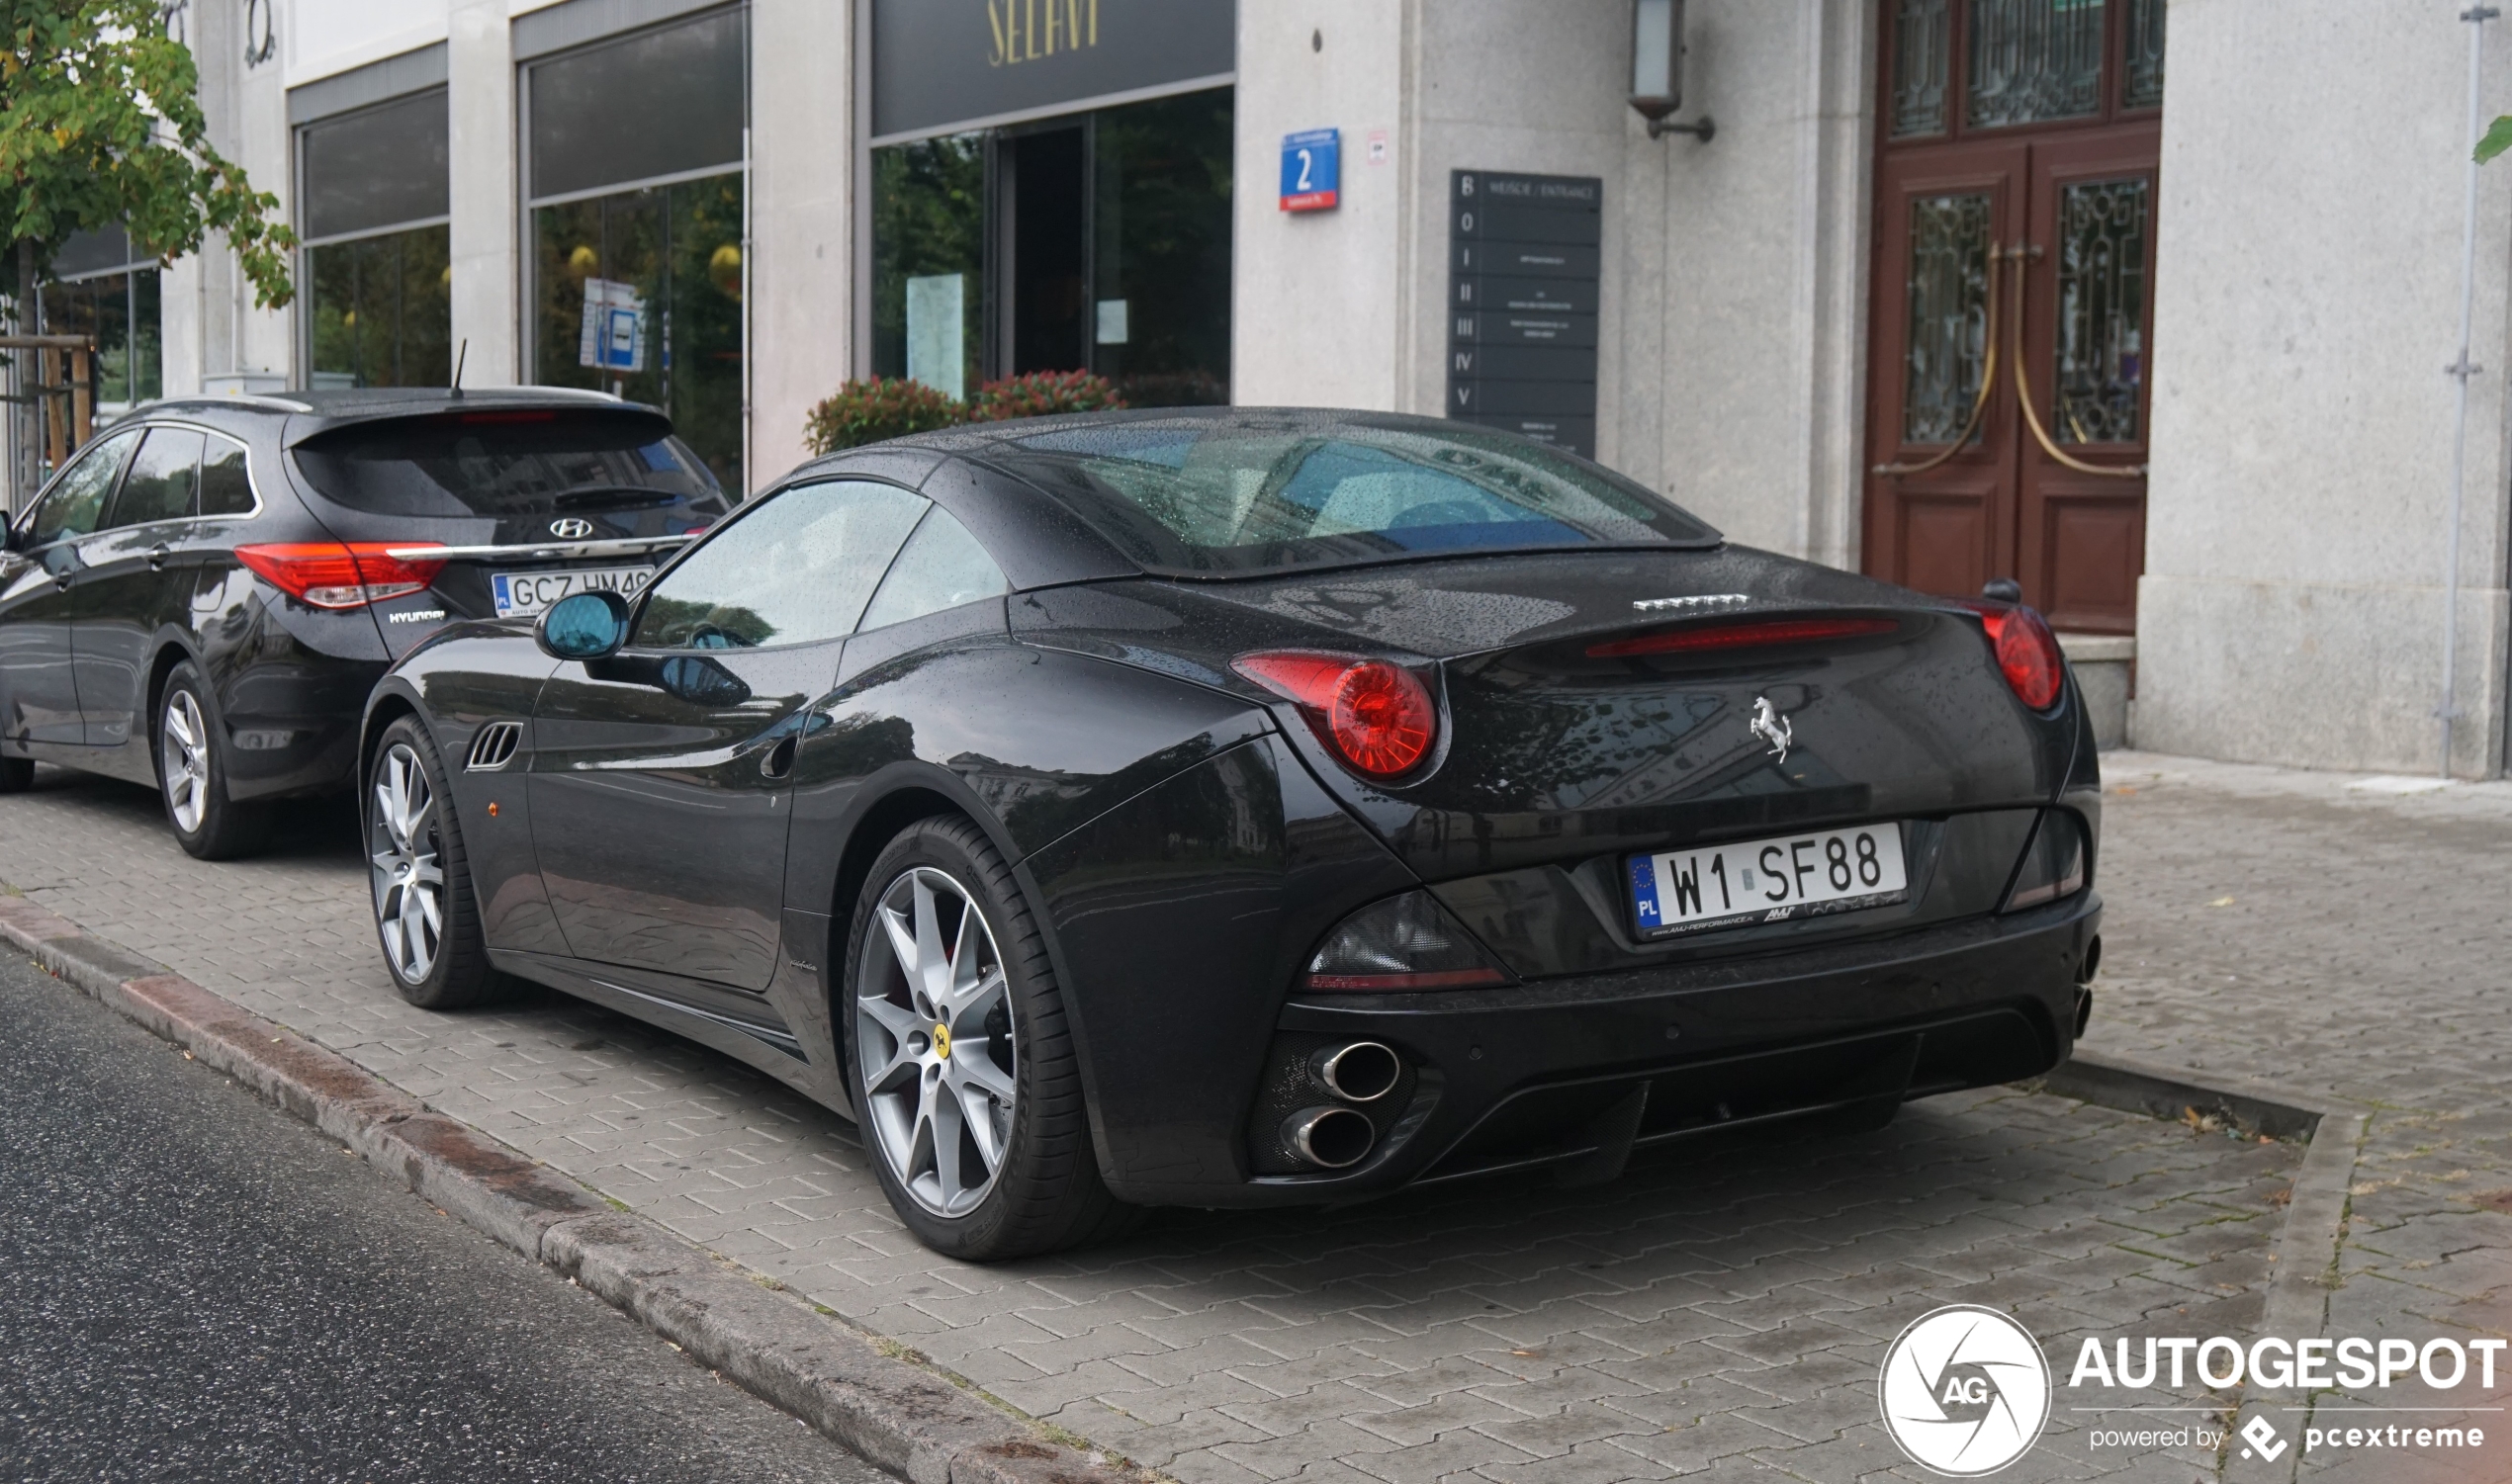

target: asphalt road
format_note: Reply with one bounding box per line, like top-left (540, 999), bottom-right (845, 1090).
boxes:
top-left (0, 946), bottom-right (889, 1484)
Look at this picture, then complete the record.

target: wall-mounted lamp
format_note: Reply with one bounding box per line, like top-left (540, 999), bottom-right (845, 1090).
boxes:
top-left (1630, 0), bottom-right (1714, 141)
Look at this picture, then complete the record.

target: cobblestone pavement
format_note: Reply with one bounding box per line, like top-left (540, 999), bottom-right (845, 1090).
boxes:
top-left (2090, 754), bottom-right (2512, 1483)
top-left (11, 752), bottom-right (2500, 1484)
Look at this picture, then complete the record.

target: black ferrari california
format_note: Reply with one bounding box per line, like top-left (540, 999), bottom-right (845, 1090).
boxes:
top-left (361, 409), bottom-right (2101, 1259)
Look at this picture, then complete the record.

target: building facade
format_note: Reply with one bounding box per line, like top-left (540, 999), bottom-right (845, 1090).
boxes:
top-left (8, 0), bottom-right (2510, 779)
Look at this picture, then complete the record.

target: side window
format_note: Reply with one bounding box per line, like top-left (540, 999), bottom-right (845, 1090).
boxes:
top-left (198, 435), bottom-right (257, 516)
top-left (108, 427), bottom-right (206, 529)
top-left (631, 480), bottom-right (930, 651)
top-left (27, 429), bottom-right (139, 546)
top-left (857, 508), bottom-right (1008, 632)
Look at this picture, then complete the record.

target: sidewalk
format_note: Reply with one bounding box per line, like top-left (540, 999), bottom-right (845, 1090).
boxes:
top-left (2088, 751), bottom-right (2512, 1480)
top-left (5, 750), bottom-right (2492, 1482)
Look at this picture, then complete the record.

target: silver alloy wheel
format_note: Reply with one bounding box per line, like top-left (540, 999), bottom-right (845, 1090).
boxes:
top-left (159, 690), bottom-right (212, 832)
top-left (368, 742), bottom-right (445, 985)
top-left (855, 866), bottom-right (1017, 1219)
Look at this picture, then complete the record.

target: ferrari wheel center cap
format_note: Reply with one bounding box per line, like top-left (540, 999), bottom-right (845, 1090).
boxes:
top-left (932, 1022), bottom-right (952, 1059)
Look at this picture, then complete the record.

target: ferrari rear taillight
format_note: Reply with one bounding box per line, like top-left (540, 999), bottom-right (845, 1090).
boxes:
top-left (1961, 600), bottom-right (2066, 711)
top-left (235, 542), bottom-right (449, 610)
top-left (1233, 652), bottom-right (1438, 779)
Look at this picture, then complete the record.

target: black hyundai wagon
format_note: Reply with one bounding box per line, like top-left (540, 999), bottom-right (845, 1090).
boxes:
top-left (0, 388), bottom-right (727, 857)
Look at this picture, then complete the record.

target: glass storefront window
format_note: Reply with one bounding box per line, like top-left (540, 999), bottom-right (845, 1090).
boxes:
top-left (527, 9), bottom-right (746, 203)
top-left (1092, 90), bottom-right (1232, 407)
top-left (869, 85), bottom-right (1232, 409)
top-left (299, 87), bottom-right (452, 391)
top-left (38, 270), bottom-right (161, 410)
top-left (306, 225), bottom-right (453, 389)
top-left (525, 6), bottom-right (748, 490)
top-left (872, 133), bottom-right (985, 400)
top-left (532, 175), bottom-right (747, 489)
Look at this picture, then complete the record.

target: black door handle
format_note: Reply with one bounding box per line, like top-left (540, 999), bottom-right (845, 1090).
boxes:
top-left (147, 544), bottom-right (172, 570)
top-left (759, 735), bottom-right (797, 780)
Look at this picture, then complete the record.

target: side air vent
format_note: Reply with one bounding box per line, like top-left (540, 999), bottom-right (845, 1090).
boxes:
top-left (465, 721), bottom-right (523, 771)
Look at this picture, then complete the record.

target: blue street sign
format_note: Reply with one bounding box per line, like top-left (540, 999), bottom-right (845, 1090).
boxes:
top-left (1280, 129), bottom-right (1339, 212)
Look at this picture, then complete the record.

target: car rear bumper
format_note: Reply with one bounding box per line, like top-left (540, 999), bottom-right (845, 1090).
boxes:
top-left (217, 652), bottom-right (385, 800)
top-left (1116, 891), bottom-right (2100, 1207)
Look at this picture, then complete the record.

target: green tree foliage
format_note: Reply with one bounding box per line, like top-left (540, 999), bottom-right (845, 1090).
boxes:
top-left (2479, 117), bottom-right (2512, 165)
top-left (3, 0), bottom-right (295, 306)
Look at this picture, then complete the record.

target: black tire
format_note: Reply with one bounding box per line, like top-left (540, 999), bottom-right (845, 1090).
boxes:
top-left (366, 716), bottom-right (509, 1010)
top-left (154, 661), bottom-right (270, 860)
top-left (843, 816), bottom-right (1138, 1260)
top-left (0, 755), bottom-right (34, 794)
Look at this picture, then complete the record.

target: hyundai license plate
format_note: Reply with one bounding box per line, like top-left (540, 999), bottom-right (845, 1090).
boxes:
top-left (491, 566), bottom-right (654, 618)
top-left (1628, 824), bottom-right (1910, 938)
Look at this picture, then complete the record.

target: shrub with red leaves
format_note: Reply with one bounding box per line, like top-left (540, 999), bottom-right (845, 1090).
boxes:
top-left (802, 377), bottom-right (966, 455)
top-left (966, 370), bottom-right (1128, 423)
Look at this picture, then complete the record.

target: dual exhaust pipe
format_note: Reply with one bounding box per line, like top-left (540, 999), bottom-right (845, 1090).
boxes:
top-left (1280, 1041), bottom-right (1402, 1170)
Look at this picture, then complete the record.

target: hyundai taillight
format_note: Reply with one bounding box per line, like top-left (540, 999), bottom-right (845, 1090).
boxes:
top-left (234, 542), bottom-right (449, 610)
top-left (1302, 891), bottom-right (1510, 992)
top-left (1585, 616), bottom-right (1900, 659)
top-left (1233, 652), bottom-right (1439, 779)
top-left (1961, 600), bottom-right (2066, 711)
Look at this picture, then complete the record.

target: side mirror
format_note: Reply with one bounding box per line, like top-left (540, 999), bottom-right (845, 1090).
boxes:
top-left (2, 523), bottom-right (25, 554)
top-left (536, 589), bottom-right (632, 660)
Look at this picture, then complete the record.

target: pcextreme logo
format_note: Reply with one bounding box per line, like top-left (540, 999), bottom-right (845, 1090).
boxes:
top-left (1879, 1306), bottom-right (2053, 1476)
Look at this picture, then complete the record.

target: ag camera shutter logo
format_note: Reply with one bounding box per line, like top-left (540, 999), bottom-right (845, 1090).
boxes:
top-left (1879, 1305), bottom-right (2052, 1475)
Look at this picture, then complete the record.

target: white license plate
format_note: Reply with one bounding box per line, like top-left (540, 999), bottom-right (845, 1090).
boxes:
top-left (1629, 824), bottom-right (1911, 938)
top-left (491, 566), bottom-right (655, 618)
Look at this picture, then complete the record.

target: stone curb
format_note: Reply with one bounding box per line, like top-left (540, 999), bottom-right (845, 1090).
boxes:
top-left (2040, 1049), bottom-right (2368, 1484)
top-left (0, 894), bottom-right (1145, 1484)
top-left (2037, 1049), bottom-right (2364, 1321)
top-left (2040, 1048), bottom-right (2337, 1142)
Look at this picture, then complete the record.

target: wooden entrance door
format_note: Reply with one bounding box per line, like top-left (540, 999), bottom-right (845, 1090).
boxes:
top-left (1862, 0), bottom-right (2163, 634)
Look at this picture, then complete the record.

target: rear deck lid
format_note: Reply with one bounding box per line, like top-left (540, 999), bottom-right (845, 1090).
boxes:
top-left (1018, 548), bottom-right (2070, 885)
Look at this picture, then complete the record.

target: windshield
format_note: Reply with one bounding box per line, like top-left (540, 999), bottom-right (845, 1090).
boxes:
top-left (291, 408), bottom-right (726, 520)
top-left (976, 415), bottom-right (1719, 575)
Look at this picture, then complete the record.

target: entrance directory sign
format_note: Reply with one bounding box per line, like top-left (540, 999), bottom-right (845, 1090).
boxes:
top-left (1445, 170), bottom-right (1601, 457)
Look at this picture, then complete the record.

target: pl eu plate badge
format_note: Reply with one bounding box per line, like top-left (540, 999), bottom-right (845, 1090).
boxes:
top-left (1280, 129), bottom-right (1340, 212)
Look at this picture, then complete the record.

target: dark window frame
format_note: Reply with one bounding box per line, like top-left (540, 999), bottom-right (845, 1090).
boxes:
top-left (295, 86), bottom-right (454, 392)
top-left (35, 266), bottom-right (162, 410)
top-left (519, 4), bottom-right (753, 493)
